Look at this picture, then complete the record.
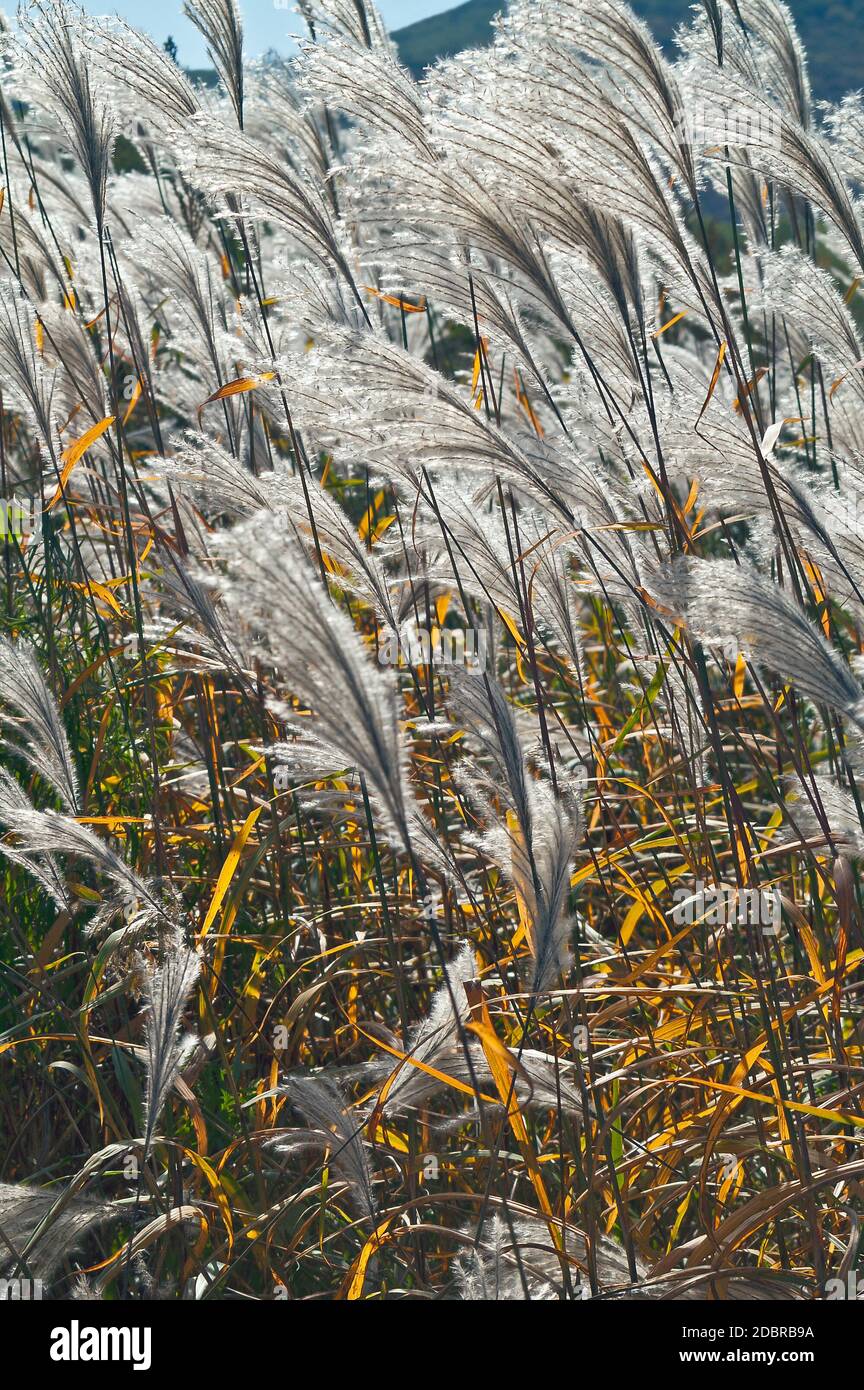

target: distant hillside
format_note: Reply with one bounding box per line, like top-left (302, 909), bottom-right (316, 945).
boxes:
top-left (393, 0), bottom-right (864, 106)
top-left (185, 68), bottom-right (220, 88)
top-left (392, 0), bottom-right (499, 73)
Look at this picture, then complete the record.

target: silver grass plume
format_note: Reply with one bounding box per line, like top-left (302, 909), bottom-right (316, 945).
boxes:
top-left (84, 16), bottom-right (201, 131)
top-left (0, 1180), bottom-right (117, 1282)
top-left (182, 115), bottom-right (363, 299)
top-left (0, 794), bottom-right (139, 898)
top-left (184, 0), bottom-right (244, 128)
top-left (655, 368), bottom-right (840, 575)
top-left (0, 205), bottom-right (59, 302)
top-left (648, 557), bottom-right (864, 727)
top-left (157, 556), bottom-right (250, 681)
top-left (163, 445), bottom-right (402, 637)
top-left (217, 528), bottom-right (416, 848)
top-left (0, 767), bottom-right (69, 907)
top-left (371, 942), bottom-right (475, 1115)
top-left (458, 1215), bottom-right (512, 1300)
top-left (0, 281), bottom-right (58, 450)
top-left (141, 938), bottom-right (201, 1156)
top-left (245, 59), bottom-right (332, 185)
top-left (449, 671), bottom-right (534, 846)
top-left (373, 240), bottom-right (564, 399)
top-left (158, 434), bottom-right (273, 516)
top-left (0, 637), bottom-right (80, 812)
top-left (277, 332), bottom-right (578, 524)
top-left (276, 1074), bottom-right (376, 1222)
top-left (17, 1), bottom-right (115, 227)
top-left (0, 773), bottom-right (179, 939)
top-left (484, 782), bottom-right (579, 995)
top-left (825, 94), bottom-right (864, 191)
top-left (516, 0), bottom-right (699, 199)
top-left (297, 32), bottom-right (431, 156)
top-left (759, 245), bottom-right (864, 411)
top-left (458, 1212), bottom-right (641, 1301)
top-left (40, 300), bottom-right (110, 433)
top-left (333, 32), bottom-right (647, 347)
top-left (755, 257), bottom-right (864, 471)
top-left (279, 483), bottom-right (402, 632)
top-left (427, 41), bottom-right (722, 335)
top-left (298, 0), bottom-right (390, 50)
top-left (682, 62), bottom-right (864, 272)
top-left (351, 129), bottom-right (645, 355)
top-left (367, 944), bottom-right (584, 1118)
top-left (449, 673), bottom-right (581, 993)
top-left (782, 774), bottom-right (864, 858)
top-left (458, 1211), bottom-right (803, 1300)
top-left (734, 0), bottom-right (811, 128)
top-left (419, 488), bottom-right (583, 672)
top-left (69, 1274), bottom-right (100, 1299)
top-left (131, 220), bottom-right (231, 390)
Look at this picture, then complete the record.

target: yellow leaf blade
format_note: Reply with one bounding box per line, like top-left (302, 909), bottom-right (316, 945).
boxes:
top-left (50, 415), bottom-right (115, 507)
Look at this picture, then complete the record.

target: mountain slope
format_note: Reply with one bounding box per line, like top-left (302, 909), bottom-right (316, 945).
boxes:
top-left (392, 0), bottom-right (500, 73)
top-left (392, 0), bottom-right (863, 106)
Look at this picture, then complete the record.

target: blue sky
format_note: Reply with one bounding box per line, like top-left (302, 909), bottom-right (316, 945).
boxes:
top-left (79, 1), bottom-right (449, 66)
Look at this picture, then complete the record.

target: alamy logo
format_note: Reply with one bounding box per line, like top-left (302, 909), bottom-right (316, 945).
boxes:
top-left (824, 1271), bottom-right (864, 1300)
top-left (377, 622), bottom-right (487, 673)
top-left (49, 1321), bottom-right (152, 1371)
top-left (0, 494), bottom-right (41, 541)
top-left (0, 1276), bottom-right (42, 1299)
top-left (674, 100), bottom-right (781, 151)
top-left (671, 880), bottom-right (781, 934)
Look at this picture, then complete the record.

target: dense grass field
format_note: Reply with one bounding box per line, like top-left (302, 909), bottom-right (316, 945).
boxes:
top-left (3, 0), bottom-right (864, 1306)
